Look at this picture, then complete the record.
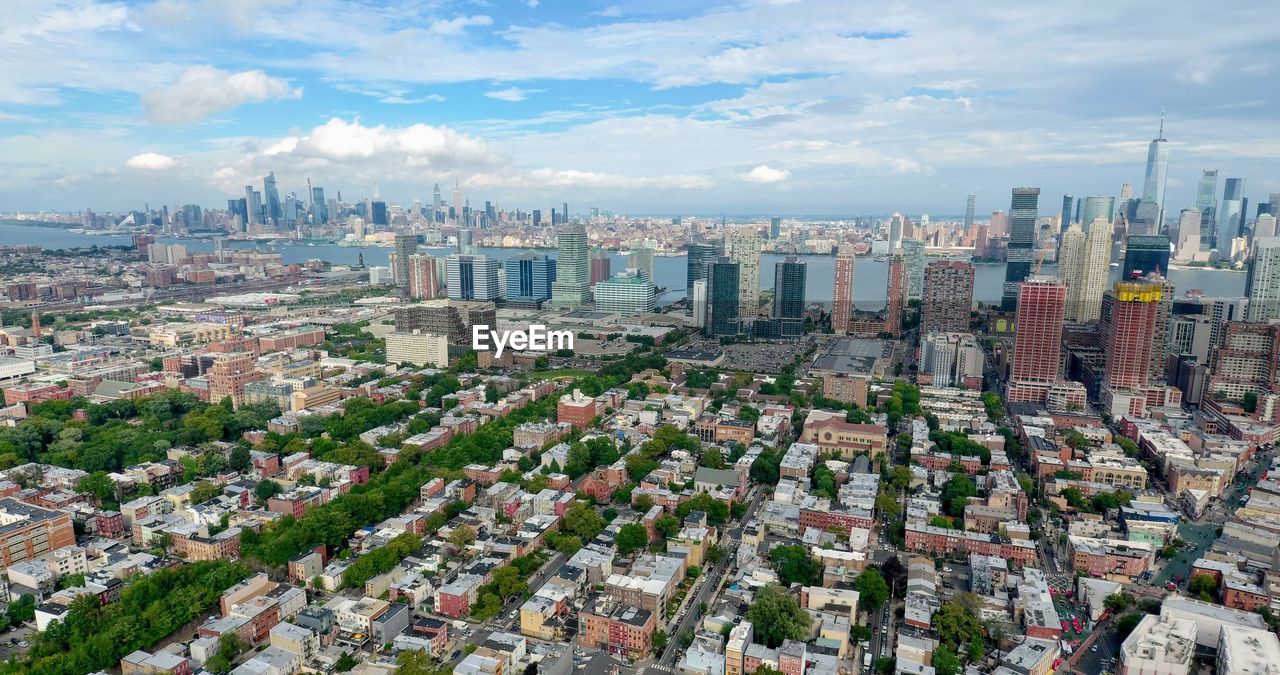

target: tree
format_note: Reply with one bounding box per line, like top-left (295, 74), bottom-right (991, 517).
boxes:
top-left (655, 514), bottom-right (681, 539)
top-left (747, 584), bottom-right (812, 647)
top-left (1116, 613), bottom-right (1143, 638)
top-left (932, 645), bottom-right (960, 675)
top-left (1104, 592), bottom-right (1132, 613)
top-left (335, 651), bottom-right (359, 672)
top-left (890, 466), bottom-right (911, 492)
top-left (769, 545), bottom-right (823, 587)
top-left (190, 480), bottom-right (222, 505)
top-left (77, 471), bottom-right (116, 503)
top-left (254, 479), bottom-right (282, 502)
top-left (448, 525), bottom-right (476, 550)
top-left (702, 446), bottom-right (725, 469)
top-left (933, 602), bottom-right (983, 649)
top-left (707, 545), bottom-right (726, 564)
top-left (940, 475), bottom-right (977, 517)
top-left (875, 493), bottom-right (901, 519)
top-left (1189, 574), bottom-right (1219, 600)
top-left (967, 638), bottom-right (985, 663)
top-left (677, 493), bottom-right (730, 525)
top-left (493, 566), bottom-right (527, 601)
top-left (563, 502), bottom-right (606, 541)
top-left (616, 523), bottom-right (650, 556)
top-left (1244, 391), bottom-right (1259, 413)
top-left (229, 444), bottom-right (251, 473)
top-left (652, 629), bottom-right (669, 654)
top-left (855, 568), bottom-right (889, 611)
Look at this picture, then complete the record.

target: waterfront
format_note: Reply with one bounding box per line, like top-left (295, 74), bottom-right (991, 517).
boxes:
top-left (0, 223), bottom-right (1247, 307)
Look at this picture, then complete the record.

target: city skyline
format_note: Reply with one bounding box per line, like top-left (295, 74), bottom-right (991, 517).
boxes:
top-left (2, 2), bottom-right (1279, 214)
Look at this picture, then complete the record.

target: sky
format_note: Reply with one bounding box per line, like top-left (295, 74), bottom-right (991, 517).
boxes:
top-left (1, 0), bottom-right (1278, 217)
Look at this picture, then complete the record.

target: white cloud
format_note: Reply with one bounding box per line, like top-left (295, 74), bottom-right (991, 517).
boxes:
top-left (125, 152), bottom-right (177, 170)
top-left (469, 168), bottom-right (711, 191)
top-left (484, 87), bottom-right (539, 102)
top-left (523, 0), bottom-right (539, 7)
top-left (141, 66), bottom-right (301, 125)
top-left (593, 5), bottom-right (621, 17)
top-left (429, 14), bottom-right (492, 35)
top-left (744, 164), bottom-right (790, 183)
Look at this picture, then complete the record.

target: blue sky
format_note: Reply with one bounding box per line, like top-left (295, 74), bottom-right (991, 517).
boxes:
top-left (1, 0), bottom-right (1278, 217)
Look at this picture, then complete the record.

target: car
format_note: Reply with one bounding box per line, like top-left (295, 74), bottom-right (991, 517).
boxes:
top-left (942, 566), bottom-right (953, 572)
top-left (1091, 645), bottom-right (1098, 652)
top-left (1061, 620), bottom-right (1069, 631)
top-left (18, 642), bottom-right (28, 648)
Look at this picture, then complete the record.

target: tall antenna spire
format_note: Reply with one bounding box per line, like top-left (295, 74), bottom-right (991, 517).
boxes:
top-left (1158, 108), bottom-right (1165, 140)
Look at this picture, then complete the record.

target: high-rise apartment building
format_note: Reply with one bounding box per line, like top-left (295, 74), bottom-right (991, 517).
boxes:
top-left (1206, 323), bottom-right (1279, 403)
top-left (730, 232), bottom-right (762, 321)
top-left (901, 239), bottom-right (925, 301)
top-left (686, 240), bottom-right (723, 306)
top-left (964, 194), bottom-right (976, 231)
top-left (885, 254), bottom-right (904, 338)
top-left (770, 217), bottom-right (782, 240)
top-left (1245, 238), bottom-right (1280, 323)
top-left (628, 245), bottom-right (655, 283)
top-left (922, 332), bottom-right (984, 388)
top-left (921, 261), bottom-right (974, 334)
top-left (244, 185), bottom-right (258, 226)
top-left (1105, 281), bottom-right (1161, 391)
top-left (1148, 275), bottom-right (1175, 384)
top-left (1006, 277), bottom-right (1066, 403)
top-left (704, 257), bottom-right (740, 337)
top-left (407, 253), bottom-right (440, 300)
top-left (1058, 222), bottom-right (1086, 321)
top-left (772, 256), bottom-right (806, 337)
top-left (1122, 235), bottom-right (1171, 278)
top-left (1175, 209), bottom-right (1202, 261)
top-left (208, 352), bottom-right (265, 409)
top-left (589, 247), bottom-right (611, 285)
top-left (549, 224), bottom-right (591, 309)
top-left (832, 246), bottom-right (855, 334)
top-left (457, 228), bottom-right (473, 253)
top-left (394, 300), bottom-right (495, 345)
top-left (446, 254), bottom-right (500, 301)
top-left (989, 211), bottom-right (1007, 238)
top-left (506, 251), bottom-right (555, 305)
top-left (1075, 216), bottom-right (1112, 321)
top-left (1002, 187), bottom-right (1041, 311)
top-left (888, 213), bottom-right (904, 250)
top-left (1196, 170), bottom-right (1219, 246)
top-left (594, 270), bottom-right (656, 314)
top-left (393, 234), bottom-right (418, 290)
top-left (691, 280), bottom-right (708, 329)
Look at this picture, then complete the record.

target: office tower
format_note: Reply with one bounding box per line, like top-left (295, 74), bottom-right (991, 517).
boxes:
top-left (549, 224), bottom-right (591, 309)
top-left (770, 217), bottom-right (781, 240)
top-left (974, 224), bottom-right (990, 258)
top-left (1245, 238), bottom-right (1280, 322)
top-left (532, 209), bottom-right (542, 227)
top-left (283, 193), bottom-right (297, 225)
top-left (1169, 315), bottom-right (1213, 362)
top-left (181, 204), bottom-right (201, 230)
top-left (227, 198), bottom-right (248, 229)
top-left (888, 213), bottom-right (903, 250)
top-left (350, 217), bottom-right (367, 240)
top-left (901, 240), bottom-right (925, 301)
top-left (885, 254), bottom-right (904, 337)
top-left (1141, 115), bottom-right (1169, 219)
top-left (1072, 216), bottom-right (1112, 322)
top-left (989, 210), bottom-right (1007, 238)
top-left (1060, 194), bottom-right (1074, 231)
top-left (407, 254), bottom-right (440, 299)
top-left (1078, 196), bottom-right (1115, 234)
top-left (456, 227), bottom-right (473, 254)
top-left (594, 269), bottom-right (656, 314)
top-left (1122, 234), bottom-right (1171, 277)
top-left (433, 183), bottom-right (443, 222)
top-left (686, 240), bottom-right (722, 304)
top-left (371, 201), bottom-right (388, 227)
top-left (922, 261), bottom-right (975, 333)
top-left (244, 185), bottom-right (258, 226)
top-left (1058, 222), bottom-right (1086, 321)
top-left (1256, 214), bottom-right (1278, 239)
top-left (1147, 275), bottom-right (1175, 384)
top-left (628, 245), bottom-right (655, 283)
top-left (263, 171), bottom-right (281, 225)
top-left (1195, 170), bottom-right (1218, 245)
top-left (392, 234), bottom-right (418, 290)
top-left (832, 246), bottom-right (855, 334)
top-left (452, 182), bottom-right (462, 222)
top-left (589, 248), bottom-right (611, 285)
top-left (1175, 209), bottom-right (1202, 261)
top-left (1006, 277), bottom-right (1066, 403)
top-left (446, 254), bottom-right (500, 301)
top-left (772, 256), bottom-right (806, 337)
top-left (691, 280), bottom-right (708, 329)
top-left (729, 231), bottom-right (762, 320)
top-left (310, 187), bottom-right (328, 224)
top-left (1104, 280), bottom-right (1161, 392)
top-left (562, 202), bottom-right (569, 223)
top-left (1267, 193), bottom-right (1280, 218)
top-left (1002, 187), bottom-right (1041, 311)
top-left (964, 194), bottom-right (976, 231)
top-left (505, 251), bottom-right (556, 305)
top-left (704, 257), bottom-right (740, 337)
top-left (1220, 178), bottom-right (1246, 243)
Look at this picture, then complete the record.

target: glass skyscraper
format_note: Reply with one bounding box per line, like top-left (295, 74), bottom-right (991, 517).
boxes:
top-left (1195, 170), bottom-right (1218, 246)
top-left (263, 171), bottom-right (281, 225)
top-left (704, 257), bottom-right (740, 337)
top-left (686, 239), bottom-right (723, 303)
top-left (1121, 234), bottom-right (1171, 278)
top-left (446, 254), bottom-right (499, 301)
top-left (772, 256), bottom-right (806, 337)
top-left (1002, 187), bottom-right (1041, 311)
top-left (505, 251), bottom-right (556, 304)
top-left (549, 224), bottom-right (591, 308)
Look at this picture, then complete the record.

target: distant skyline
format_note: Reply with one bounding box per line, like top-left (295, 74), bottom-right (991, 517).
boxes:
top-left (2, 1), bottom-right (1279, 215)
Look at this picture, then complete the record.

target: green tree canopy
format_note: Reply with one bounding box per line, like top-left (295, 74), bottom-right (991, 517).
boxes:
top-left (747, 584), bottom-right (813, 648)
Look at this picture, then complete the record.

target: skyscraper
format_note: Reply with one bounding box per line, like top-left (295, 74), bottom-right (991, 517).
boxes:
top-left (1058, 222), bottom-right (1086, 321)
top-left (549, 224), bottom-right (591, 309)
top-left (772, 257), bottom-right (806, 337)
top-left (1076, 196), bottom-right (1115, 235)
top-left (1220, 178), bottom-right (1246, 244)
top-left (885, 254), bottom-right (904, 338)
top-left (1147, 274), bottom-right (1175, 384)
top-left (1175, 209), bottom-right (1202, 260)
top-left (505, 251), bottom-right (556, 305)
top-left (1195, 170), bottom-right (1218, 246)
top-left (888, 213), bottom-right (904, 250)
top-left (446, 254), bottom-right (500, 301)
top-left (832, 246), bottom-right (855, 334)
top-left (433, 183), bottom-right (443, 223)
top-left (901, 239), bottom-right (925, 301)
top-left (1141, 114), bottom-right (1169, 224)
top-left (686, 240), bottom-right (723, 305)
top-left (407, 253), bottom-right (441, 299)
top-left (1002, 187), bottom-right (1041, 311)
top-left (1104, 280), bottom-right (1161, 392)
top-left (921, 261), bottom-right (975, 334)
top-left (589, 248), bottom-right (611, 285)
top-left (964, 194), bottom-right (976, 231)
top-left (729, 231), bottom-right (762, 321)
top-left (1246, 238), bottom-right (1280, 323)
top-left (244, 185), bottom-right (258, 227)
top-left (310, 186), bottom-right (328, 224)
top-left (628, 245), bottom-right (655, 283)
top-left (1006, 277), bottom-right (1066, 403)
top-left (989, 211), bottom-right (1007, 238)
top-left (1060, 194), bottom-right (1074, 231)
top-left (770, 217), bottom-right (782, 240)
top-left (1075, 216), bottom-right (1113, 322)
top-left (457, 227), bottom-right (473, 253)
top-left (691, 280), bottom-right (708, 329)
top-left (392, 234), bottom-right (418, 290)
top-left (594, 270), bottom-right (656, 314)
top-left (371, 201), bottom-right (389, 226)
top-left (1122, 234), bottom-right (1171, 278)
top-left (705, 257), bottom-right (740, 337)
top-left (263, 171), bottom-right (281, 225)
